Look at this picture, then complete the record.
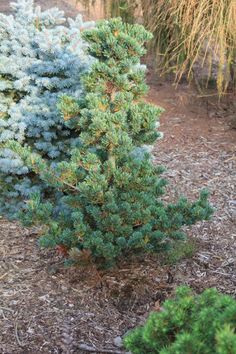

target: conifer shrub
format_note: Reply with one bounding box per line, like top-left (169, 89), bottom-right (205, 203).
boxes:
top-left (0, 0), bottom-right (94, 217)
top-left (6, 18), bottom-right (213, 266)
top-left (124, 286), bottom-right (236, 354)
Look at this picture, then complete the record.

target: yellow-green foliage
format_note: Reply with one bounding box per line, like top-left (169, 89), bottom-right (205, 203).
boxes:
top-left (142, 0), bottom-right (236, 94)
top-left (124, 286), bottom-right (236, 354)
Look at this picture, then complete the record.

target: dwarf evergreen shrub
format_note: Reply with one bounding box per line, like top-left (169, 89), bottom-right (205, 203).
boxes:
top-left (0, 0), bottom-right (94, 217)
top-left (124, 286), bottom-right (236, 354)
top-left (6, 18), bottom-right (213, 266)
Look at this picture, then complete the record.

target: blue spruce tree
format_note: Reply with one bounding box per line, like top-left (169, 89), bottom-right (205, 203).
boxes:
top-left (6, 19), bottom-right (213, 266)
top-left (0, 0), bottom-right (94, 217)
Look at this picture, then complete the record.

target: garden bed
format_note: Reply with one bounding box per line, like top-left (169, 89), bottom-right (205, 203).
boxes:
top-left (0, 1), bottom-right (235, 353)
top-left (0, 66), bottom-right (235, 353)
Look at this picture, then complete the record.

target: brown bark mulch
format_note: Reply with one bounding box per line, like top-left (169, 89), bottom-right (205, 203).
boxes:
top-left (1, 74), bottom-right (235, 353)
top-left (0, 1), bottom-right (236, 353)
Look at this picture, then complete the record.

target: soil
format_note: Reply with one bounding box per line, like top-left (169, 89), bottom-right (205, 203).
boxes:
top-left (0, 1), bottom-right (236, 354)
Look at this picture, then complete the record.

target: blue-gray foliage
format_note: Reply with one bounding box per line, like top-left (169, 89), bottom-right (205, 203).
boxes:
top-left (0, 0), bottom-right (94, 217)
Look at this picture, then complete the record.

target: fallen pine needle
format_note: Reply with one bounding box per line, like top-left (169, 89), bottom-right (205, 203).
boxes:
top-left (78, 343), bottom-right (124, 353)
top-left (0, 272), bottom-right (8, 280)
top-left (14, 321), bottom-right (24, 347)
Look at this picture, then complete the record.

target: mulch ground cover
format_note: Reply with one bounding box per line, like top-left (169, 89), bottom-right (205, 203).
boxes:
top-left (0, 1), bottom-right (236, 353)
top-left (1, 71), bottom-right (235, 353)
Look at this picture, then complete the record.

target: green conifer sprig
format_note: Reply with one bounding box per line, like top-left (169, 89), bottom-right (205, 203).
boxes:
top-left (124, 286), bottom-right (236, 354)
